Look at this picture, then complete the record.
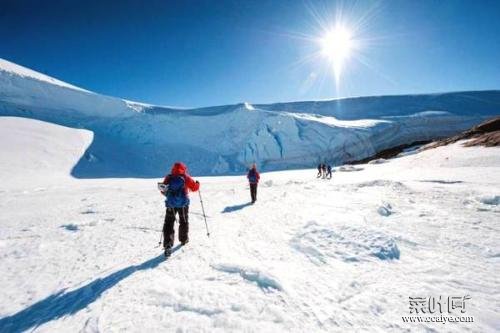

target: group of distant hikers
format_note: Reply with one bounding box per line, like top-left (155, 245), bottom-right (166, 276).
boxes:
top-left (317, 163), bottom-right (333, 179)
top-left (158, 162), bottom-right (260, 257)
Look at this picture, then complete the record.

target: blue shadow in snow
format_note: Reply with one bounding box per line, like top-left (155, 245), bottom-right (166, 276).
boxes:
top-left (60, 224), bottom-right (79, 231)
top-left (0, 246), bottom-right (181, 333)
top-left (419, 179), bottom-right (464, 184)
top-left (222, 202), bottom-right (253, 213)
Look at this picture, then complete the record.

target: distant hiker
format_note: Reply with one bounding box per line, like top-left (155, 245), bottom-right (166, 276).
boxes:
top-left (317, 163), bottom-right (322, 178)
top-left (326, 164), bottom-right (332, 179)
top-left (247, 163), bottom-right (260, 203)
top-left (160, 162), bottom-right (200, 257)
top-left (321, 163), bottom-right (327, 179)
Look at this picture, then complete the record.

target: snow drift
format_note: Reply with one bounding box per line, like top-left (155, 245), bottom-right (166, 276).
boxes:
top-left (0, 117), bottom-right (92, 187)
top-left (0, 57), bottom-right (499, 178)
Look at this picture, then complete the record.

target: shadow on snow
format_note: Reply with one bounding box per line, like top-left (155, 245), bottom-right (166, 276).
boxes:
top-left (0, 246), bottom-right (181, 333)
top-left (222, 202), bottom-right (253, 213)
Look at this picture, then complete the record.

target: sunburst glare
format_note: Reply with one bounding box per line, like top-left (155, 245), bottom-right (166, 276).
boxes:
top-left (272, 1), bottom-right (387, 97)
top-left (319, 25), bottom-right (354, 84)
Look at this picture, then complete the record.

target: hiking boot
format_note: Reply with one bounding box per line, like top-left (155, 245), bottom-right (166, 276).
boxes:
top-left (164, 247), bottom-right (172, 257)
top-left (181, 239), bottom-right (189, 246)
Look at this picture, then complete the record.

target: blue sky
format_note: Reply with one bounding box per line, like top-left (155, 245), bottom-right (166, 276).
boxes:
top-left (1, 0), bottom-right (499, 107)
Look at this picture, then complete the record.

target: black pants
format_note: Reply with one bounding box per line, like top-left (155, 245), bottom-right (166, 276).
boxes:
top-left (250, 183), bottom-right (258, 202)
top-left (163, 206), bottom-right (189, 248)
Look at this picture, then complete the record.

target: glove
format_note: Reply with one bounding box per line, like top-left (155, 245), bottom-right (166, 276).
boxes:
top-left (195, 180), bottom-right (200, 184)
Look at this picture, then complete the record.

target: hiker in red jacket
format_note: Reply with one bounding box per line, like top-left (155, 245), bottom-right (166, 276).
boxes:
top-left (160, 162), bottom-right (199, 256)
top-left (247, 163), bottom-right (260, 204)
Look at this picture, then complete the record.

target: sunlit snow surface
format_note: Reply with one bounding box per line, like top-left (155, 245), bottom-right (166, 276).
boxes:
top-left (0, 117), bottom-right (499, 332)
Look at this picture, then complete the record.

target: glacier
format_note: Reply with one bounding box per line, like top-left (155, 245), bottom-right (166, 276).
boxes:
top-left (1, 57), bottom-right (499, 178)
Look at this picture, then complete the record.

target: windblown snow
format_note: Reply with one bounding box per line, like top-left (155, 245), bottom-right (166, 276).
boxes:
top-left (1, 57), bottom-right (499, 177)
top-left (0, 58), bottom-right (499, 332)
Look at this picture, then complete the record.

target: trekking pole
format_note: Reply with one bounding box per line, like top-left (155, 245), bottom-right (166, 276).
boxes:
top-left (198, 189), bottom-right (210, 237)
top-left (157, 231), bottom-right (163, 247)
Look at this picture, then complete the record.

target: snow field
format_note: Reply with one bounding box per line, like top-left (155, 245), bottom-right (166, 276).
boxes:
top-left (0, 119), bottom-right (498, 331)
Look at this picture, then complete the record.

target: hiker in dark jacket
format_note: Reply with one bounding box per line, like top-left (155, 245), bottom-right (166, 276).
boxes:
top-left (247, 163), bottom-right (260, 203)
top-left (317, 163), bottom-right (322, 178)
top-left (326, 164), bottom-right (332, 179)
top-left (160, 161), bottom-right (199, 256)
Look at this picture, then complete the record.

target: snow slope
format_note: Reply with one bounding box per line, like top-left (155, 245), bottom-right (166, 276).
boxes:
top-left (0, 118), bottom-right (498, 331)
top-left (0, 59), bottom-right (89, 93)
top-left (1, 58), bottom-right (499, 177)
top-left (0, 117), bottom-right (92, 189)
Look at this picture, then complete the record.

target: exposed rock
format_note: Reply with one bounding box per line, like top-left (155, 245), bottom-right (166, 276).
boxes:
top-left (423, 116), bottom-right (500, 149)
top-left (348, 141), bottom-right (430, 165)
top-left (347, 117), bottom-right (499, 166)
top-left (463, 131), bottom-right (500, 147)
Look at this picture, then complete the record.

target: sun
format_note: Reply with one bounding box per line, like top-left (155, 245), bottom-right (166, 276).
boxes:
top-left (281, 2), bottom-right (377, 95)
top-left (321, 27), bottom-right (352, 62)
top-left (320, 26), bottom-right (353, 82)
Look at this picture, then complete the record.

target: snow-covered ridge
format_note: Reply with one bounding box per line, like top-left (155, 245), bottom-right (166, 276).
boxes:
top-left (0, 57), bottom-right (499, 177)
top-left (256, 90), bottom-right (500, 120)
top-left (0, 58), bottom-right (90, 93)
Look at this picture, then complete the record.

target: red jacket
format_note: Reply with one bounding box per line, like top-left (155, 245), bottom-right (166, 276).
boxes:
top-left (162, 162), bottom-right (200, 195)
top-left (247, 167), bottom-right (260, 184)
